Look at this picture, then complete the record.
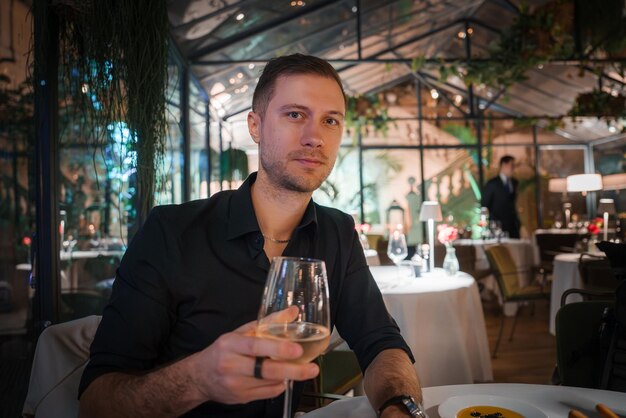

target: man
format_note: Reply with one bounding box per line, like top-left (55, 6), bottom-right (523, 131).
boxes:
top-left (481, 155), bottom-right (520, 239)
top-left (78, 54), bottom-right (424, 418)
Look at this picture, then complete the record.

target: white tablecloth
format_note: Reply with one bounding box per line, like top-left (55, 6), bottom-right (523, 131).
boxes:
top-left (369, 267), bottom-right (493, 387)
top-left (549, 253), bottom-right (582, 335)
top-left (302, 383), bottom-right (626, 418)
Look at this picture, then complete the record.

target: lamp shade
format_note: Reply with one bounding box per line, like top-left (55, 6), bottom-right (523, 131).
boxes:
top-left (548, 178), bottom-right (567, 193)
top-left (597, 198), bottom-right (616, 215)
top-left (419, 201), bottom-right (443, 221)
top-left (566, 174), bottom-right (603, 193)
top-left (603, 173), bottom-right (626, 191)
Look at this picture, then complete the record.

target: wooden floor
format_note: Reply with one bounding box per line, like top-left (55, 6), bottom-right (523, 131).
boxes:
top-left (482, 298), bottom-right (557, 384)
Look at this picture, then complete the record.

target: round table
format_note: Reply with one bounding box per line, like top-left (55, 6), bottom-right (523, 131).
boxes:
top-left (369, 267), bottom-right (493, 387)
top-left (302, 383), bottom-right (626, 418)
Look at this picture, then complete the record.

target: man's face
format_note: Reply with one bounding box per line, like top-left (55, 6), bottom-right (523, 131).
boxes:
top-left (501, 160), bottom-right (515, 177)
top-left (247, 74), bottom-right (345, 193)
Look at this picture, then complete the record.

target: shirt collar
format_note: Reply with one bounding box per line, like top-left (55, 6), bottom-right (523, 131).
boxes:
top-left (226, 172), bottom-right (318, 240)
top-left (499, 173), bottom-right (508, 184)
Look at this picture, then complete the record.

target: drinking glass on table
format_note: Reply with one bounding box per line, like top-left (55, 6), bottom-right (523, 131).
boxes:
top-left (256, 257), bottom-right (331, 418)
top-left (387, 225), bottom-right (409, 275)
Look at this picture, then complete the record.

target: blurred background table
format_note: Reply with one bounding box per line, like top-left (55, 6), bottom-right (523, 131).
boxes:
top-left (369, 266), bottom-right (493, 387)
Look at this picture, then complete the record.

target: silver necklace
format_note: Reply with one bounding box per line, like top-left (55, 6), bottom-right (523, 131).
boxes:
top-left (262, 234), bottom-right (290, 244)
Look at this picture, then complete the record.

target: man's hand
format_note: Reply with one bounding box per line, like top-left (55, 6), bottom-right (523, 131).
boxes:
top-left (190, 306), bottom-right (319, 405)
top-left (79, 307), bottom-right (320, 418)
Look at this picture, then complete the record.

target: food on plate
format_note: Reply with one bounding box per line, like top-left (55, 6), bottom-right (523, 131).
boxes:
top-left (457, 405), bottom-right (524, 418)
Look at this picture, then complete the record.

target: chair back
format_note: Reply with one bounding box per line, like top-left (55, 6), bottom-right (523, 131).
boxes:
top-left (556, 300), bottom-right (613, 388)
top-left (535, 232), bottom-right (578, 263)
top-left (597, 241), bottom-right (626, 281)
top-left (485, 245), bottom-right (522, 300)
top-left (23, 315), bottom-right (102, 418)
top-left (578, 254), bottom-right (620, 292)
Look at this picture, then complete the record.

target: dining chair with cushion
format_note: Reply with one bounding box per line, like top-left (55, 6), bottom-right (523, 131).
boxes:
top-left (23, 315), bottom-right (102, 418)
top-left (485, 245), bottom-right (550, 357)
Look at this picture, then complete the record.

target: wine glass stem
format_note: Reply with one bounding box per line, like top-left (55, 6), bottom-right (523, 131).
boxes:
top-left (283, 379), bottom-right (293, 418)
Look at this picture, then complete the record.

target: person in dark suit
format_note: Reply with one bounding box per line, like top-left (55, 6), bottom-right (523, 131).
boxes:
top-left (481, 155), bottom-right (520, 238)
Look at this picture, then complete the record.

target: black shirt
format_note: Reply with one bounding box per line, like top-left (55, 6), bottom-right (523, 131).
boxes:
top-left (79, 173), bottom-right (413, 417)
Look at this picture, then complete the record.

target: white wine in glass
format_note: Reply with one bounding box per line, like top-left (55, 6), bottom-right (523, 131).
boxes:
top-left (257, 257), bottom-right (331, 418)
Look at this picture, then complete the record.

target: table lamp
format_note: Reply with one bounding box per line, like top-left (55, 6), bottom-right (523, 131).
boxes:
top-left (597, 198), bottom-right (616, 241)
top-left (566, 174), bottom-right (603, 196)
top-left (419, 201), bottom-right (442, 272)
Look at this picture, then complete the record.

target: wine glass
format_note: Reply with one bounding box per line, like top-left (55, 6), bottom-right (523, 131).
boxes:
top-left (387, 226), bottom-right (408, 275)
top-left (257, 257), bottom-right (331, 418)
top-left (491, 220), bottom-right (503, 243)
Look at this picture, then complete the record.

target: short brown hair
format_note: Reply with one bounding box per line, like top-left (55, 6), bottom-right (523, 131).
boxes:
top-left (252, 54), bottom-right (346, 118)
top-left (500, 155), bottom-right (515, 166)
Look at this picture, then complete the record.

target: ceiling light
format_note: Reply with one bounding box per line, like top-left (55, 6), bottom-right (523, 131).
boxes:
top-left (446, 111), bottom-right (452, 117)
top-left (351, 6), bottom-right (357, 12)
top-left (236, 13), bottom-right (244, 21)
top-left (467, 27), bottom-right (473, 35)
top-left (248, 63), bottom-right (255, 69)
top-left (217, 108), bottom-right (226, 117)
top-left (237, 72), bottom-right (243, 79)
top-left (609, 125), bottom-right (617, 133)
top-left (457, 31), bottom-right (466, 39)
top-left (430, 89), bottom-right (439, 99)
top-left (229, 78), bottom-right (236, 84)
top-left (454, 94), bottom-right (463, 105)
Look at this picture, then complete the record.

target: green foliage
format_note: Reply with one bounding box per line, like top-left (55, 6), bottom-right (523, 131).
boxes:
top-left (464, 1), bottom-right (575, 89)
top-left (220, 148), bottom-right (249, 182)
top-left (53, 0), bottom-right (169, 226)
top-left (344, 95), bottom-right (394, 141)
top-left (569, 89), bottom-right (626, 124)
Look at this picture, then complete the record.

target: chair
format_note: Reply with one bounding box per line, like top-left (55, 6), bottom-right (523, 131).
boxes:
top-left (597, 241), bottom-right (626, 281)
top-left (434, 244), bottom-right (491, 279)
top-left (375, 239), bottom-right (395, 266)
top-left (301, 335), bottom-right (362, 411)
top-left (485, 245), bottom-right (550, 358)
top-left (556, 298), bottom-right (614, 388)
top-left (534, 232), bottom-right (579, 281)
top-left (578, 253), bottom-right (620, 292)
top-left (23, 315), bottom-right (102, 418)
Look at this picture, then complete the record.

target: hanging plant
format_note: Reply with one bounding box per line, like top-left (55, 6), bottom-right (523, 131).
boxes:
top-left (50, 0), bottom-right (169, 229)
top-left (463, 1), bottom-right (574, 89)
top-left (345, 94), bottom-right (394, 140)
top-left (568, 89), bottom-right (626, 126)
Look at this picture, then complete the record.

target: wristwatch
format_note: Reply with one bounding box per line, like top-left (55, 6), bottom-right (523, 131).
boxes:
top-left (378, 395), bottom-right (428, 418)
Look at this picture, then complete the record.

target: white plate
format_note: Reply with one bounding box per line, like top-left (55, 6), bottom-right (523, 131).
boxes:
top-left (438, 395), bottom-right (548, 418)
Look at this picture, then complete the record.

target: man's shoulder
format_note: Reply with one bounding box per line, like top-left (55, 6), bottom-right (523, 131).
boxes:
top-left (150, 191), bottom-right (234, 231)
top-left (314, 203), bottom-right (355, 230)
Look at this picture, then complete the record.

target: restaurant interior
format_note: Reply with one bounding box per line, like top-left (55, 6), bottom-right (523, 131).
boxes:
top-left (1, 0), bottom-right (625, 417)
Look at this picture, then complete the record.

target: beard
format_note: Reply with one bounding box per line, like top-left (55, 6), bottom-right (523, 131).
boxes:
top-left (259, 146), bottom-right (336, 193)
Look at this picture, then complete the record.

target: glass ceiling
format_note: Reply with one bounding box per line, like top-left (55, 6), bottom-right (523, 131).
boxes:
top-left (168, 0), bottom-right (626, 143)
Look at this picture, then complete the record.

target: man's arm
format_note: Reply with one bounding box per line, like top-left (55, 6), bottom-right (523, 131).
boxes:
top-left (364, 348), bottom-right (422, 418)
top-left (79, 313), bottom-right (319, 418)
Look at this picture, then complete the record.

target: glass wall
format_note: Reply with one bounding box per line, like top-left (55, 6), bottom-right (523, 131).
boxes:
top-left (189, 79), bottom-right (209, 200)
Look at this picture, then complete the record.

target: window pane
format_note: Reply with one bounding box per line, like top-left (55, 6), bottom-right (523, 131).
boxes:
top-left (189, 80), bottom-right (208, 200)
top-left (538, 147), bottom-right (586, 227)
